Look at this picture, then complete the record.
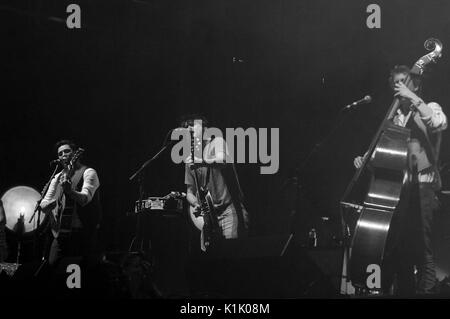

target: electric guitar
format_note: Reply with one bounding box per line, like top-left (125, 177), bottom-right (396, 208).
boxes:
top-left (188, 133), bottom-right (220, 249)
top-left (189, 186), bottom-right (215, 231)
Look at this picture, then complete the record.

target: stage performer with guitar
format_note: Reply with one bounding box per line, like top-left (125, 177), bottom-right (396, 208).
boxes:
top-left (40, 140), bottom-right (102, 265)
top-left (181, 115), bottom-right (249, 252)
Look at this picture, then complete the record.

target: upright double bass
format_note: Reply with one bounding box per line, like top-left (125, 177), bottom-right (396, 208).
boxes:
top-left (340, 38), bottom-right (443, 289)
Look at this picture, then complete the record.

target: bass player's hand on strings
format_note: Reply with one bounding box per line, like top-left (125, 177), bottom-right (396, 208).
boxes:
top-left (354, 156), bottom-right (364, 169)
top-left (354, 152), bottom-right (369, 169)
top-left (394, 81), bottom-right (420, 102)
top-left (394, 81), bottom-right (433, 117)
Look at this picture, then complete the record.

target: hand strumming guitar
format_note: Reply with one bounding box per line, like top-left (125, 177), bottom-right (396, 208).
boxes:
top-left (60, 173), bottom-right (73, 194)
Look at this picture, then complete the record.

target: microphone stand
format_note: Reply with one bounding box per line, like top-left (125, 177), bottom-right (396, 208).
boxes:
top-left (30, 162), bottom-right (60, 276)
top-left (287, 105), bottom-right (354, 246)
top-left (127, 131), bottom-right (180, 298)
top-left (129, 143), bottom-right (173, 182)
top-left (128, 131), bottom-right (177, 255)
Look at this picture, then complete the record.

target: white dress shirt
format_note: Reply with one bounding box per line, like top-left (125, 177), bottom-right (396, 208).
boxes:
top-left (40, 166), bottom-right (100, 232)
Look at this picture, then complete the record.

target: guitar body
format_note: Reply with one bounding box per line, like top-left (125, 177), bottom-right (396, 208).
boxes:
top-left (189, 191), bottom-right (215, 231)
top-left (48, 176), bottom-right (76, 236)
top-left (188, 130), bottom-right (221, 249)
top-left (49, 148), bottom-right (84, 236)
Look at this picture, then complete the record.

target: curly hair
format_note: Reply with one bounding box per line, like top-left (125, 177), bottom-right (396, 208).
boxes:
top-left (388, 65), bottom-right (422, 91)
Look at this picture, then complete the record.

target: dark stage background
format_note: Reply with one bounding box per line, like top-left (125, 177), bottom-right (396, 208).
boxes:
top-left (2, 0), bottom-right (450, 269)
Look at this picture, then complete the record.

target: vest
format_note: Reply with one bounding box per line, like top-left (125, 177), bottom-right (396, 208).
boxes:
top-left (406, 112), bottom-right (442, 189)
top-left (75, 167), bottom-right (102, 233)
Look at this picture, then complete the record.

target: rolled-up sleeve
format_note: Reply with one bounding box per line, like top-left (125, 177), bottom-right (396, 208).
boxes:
top-left (421, 102), bottom-right (447, 131)
top-left (40, 173), bottom-right (60, 212)
top-left (79, 168), bottom-right (100, 206)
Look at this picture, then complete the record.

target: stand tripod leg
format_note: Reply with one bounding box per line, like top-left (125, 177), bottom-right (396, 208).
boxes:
top-left (16, 241), bottom-right (21, 264)
top-left (34, 257), bottom-right (47, 277)
top-left (34, 230), bottom-right (51, 277)
top-left (340, 246), bottom-right (355, 295)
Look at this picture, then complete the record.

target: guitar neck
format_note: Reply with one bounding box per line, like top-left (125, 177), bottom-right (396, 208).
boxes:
top-left (190, 130), bottom-right (204, 199)
top-left (192, 167), bottom-right (203, 199)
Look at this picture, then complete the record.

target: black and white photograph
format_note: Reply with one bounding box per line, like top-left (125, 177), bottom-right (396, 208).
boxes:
top-left (2, 0), bottom-right (450, 302)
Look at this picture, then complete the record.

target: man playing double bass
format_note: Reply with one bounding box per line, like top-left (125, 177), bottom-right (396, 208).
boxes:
top-left (354, 65), bottom-right (447, 295)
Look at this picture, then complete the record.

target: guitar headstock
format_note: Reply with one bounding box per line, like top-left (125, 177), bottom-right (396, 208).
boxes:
top-left (68, 148), bottom-right (85, 169)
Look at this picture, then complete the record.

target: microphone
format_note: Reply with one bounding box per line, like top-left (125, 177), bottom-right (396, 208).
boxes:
top-left (344, 95), bottom-right (372, 110)
top-left (49, 159), bottom-right (62, 165)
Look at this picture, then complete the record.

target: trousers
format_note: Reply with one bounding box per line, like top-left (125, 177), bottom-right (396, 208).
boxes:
top-left (200, 201), bottom-right (249, 251)
top-left (384, 182), bottom-right (439, 295)
top-left (47, 227), bottom-right (99, 266)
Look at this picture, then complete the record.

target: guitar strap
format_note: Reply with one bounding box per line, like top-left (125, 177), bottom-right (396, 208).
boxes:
top-left (76, 167), bottom-right (103, 233)
top-left (76, 166), bottom-right (87, 191)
